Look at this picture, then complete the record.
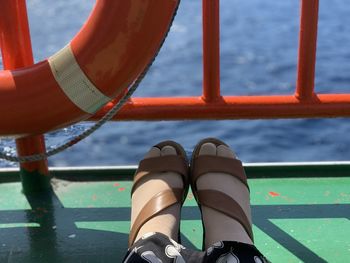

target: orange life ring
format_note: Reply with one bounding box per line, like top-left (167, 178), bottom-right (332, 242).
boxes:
top-left (0, 0), bottom-right (179, 137)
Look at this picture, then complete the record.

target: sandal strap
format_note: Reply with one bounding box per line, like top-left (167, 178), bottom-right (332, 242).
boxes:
top-left (128, 188), bottom-right (183, 247)
top-left (131, 155), bottom-right (188, 195)
top-left (197, 189), bottom-right (254, 242)
top-left (192, 155), bottom-right (248, 190)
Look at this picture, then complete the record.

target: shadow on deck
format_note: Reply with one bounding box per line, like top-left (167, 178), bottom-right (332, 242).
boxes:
top-left (0, 166), bottom-right (349, 262)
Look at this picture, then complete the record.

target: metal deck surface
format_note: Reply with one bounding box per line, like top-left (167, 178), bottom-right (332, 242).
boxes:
top-left (0, 166), bottom-right (349, 263)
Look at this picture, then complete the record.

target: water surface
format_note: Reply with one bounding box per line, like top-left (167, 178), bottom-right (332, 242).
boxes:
top-left (1, 0), bottom-right (350, 167)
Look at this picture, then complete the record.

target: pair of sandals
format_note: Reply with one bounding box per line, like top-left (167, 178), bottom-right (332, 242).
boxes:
top-left (129, 138), bottom-right (253, 248)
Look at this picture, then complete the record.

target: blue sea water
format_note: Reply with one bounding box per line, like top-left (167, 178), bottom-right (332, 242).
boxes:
top-left (1, 0), bottom-right (350, 167)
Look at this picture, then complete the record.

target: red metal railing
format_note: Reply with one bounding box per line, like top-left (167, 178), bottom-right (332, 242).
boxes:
top-left (2, 0), bottom-right (349, 122)
top-left (91, 0), bottom-right (350, 121)
top-left (0, 0), bottom-right (49, 188)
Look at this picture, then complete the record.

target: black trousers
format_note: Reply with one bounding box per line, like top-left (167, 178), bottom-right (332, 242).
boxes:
top-left (123, 232), bottom-right (270, 263)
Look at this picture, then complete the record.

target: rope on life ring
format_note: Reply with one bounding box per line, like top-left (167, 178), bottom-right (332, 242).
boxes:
top-left (0, 0), bottom-right (181, 162)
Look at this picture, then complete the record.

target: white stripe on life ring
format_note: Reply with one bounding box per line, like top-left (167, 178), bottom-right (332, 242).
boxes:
top-left (48, 45), bottom-right (111, 114)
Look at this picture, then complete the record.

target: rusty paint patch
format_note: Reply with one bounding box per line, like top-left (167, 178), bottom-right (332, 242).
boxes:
top-left (269, 191), bottom-right (280, 197)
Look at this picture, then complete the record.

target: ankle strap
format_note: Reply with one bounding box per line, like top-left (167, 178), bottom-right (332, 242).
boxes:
top-left (129, 188), bottom-right (183, 247)
top-left (197, 189), bottom-right (254, 242)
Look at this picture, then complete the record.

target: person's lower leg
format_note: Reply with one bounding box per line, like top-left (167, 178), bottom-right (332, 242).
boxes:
top-left (130, 146), bottom-right (183, 244)
top-left (196, 143), bottom-right (253, 248)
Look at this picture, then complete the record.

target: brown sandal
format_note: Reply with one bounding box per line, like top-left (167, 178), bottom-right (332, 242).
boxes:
top-left (190, 138), bottom-right (254, 248)
top-left (128, 141), bottom-right (189, 247)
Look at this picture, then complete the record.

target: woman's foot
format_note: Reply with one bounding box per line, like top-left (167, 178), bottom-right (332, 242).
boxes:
top-left (129, 141), bottom-right (188, 246)
top-left (192, 138), bottom-right (253, 249)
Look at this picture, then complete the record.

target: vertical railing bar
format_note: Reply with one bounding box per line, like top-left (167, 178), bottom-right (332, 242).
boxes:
top-left (202, 0), bottom-right (221, 102)
top-left (295, 0), bottom-right (319, 101)
top-left (0, 0), bottom-right (51, 193)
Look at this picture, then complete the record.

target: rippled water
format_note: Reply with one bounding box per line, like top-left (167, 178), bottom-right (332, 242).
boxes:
top-left (1, 0), bottom-right (350, 167)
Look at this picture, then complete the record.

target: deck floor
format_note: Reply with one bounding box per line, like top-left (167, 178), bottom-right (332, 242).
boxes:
top-left (0, 174), bottom-right (349, 262)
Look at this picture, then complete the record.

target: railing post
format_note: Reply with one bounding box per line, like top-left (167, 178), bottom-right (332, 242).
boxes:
top-left (202, 0), bottom-right (221, 102)
top-left (0, 0), bottom-right (51, 193)
top-left (295, 0), bottom-right (319, 101)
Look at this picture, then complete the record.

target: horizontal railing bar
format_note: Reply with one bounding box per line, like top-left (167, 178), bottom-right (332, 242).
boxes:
top-left (2, 161), bottom-right (350, 182)
top-left (91, 94), bottom-right (350, 120)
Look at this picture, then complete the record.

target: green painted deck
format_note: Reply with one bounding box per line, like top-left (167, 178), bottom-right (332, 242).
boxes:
top-left (0, 164), bottom-right (349, 262)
